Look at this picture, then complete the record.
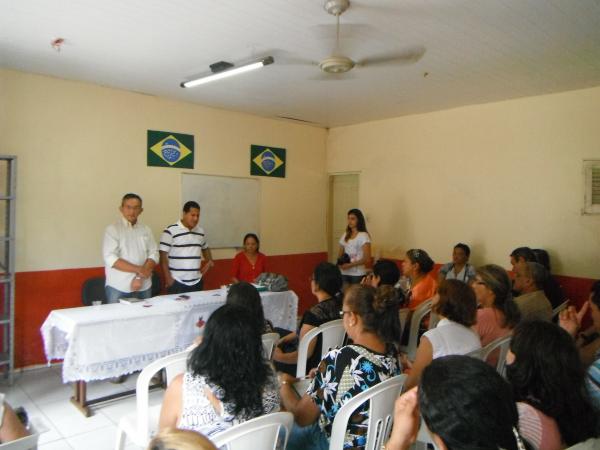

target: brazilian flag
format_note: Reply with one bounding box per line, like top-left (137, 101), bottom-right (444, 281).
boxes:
top-left (147, 130), bottom-right (194, 169)
top-left (250, 145), bottom-right (286, 178)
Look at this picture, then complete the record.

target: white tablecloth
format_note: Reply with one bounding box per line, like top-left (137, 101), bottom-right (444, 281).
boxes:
top-left (41, 289), bottom-right (298, 382)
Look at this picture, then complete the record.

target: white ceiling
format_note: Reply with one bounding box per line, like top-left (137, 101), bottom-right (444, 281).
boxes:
top-left (1, 0), bottom-right (600, 128)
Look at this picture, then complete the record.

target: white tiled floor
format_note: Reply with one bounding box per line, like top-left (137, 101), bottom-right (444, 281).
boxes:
top-left (0, 365), bottom-right (165, 449)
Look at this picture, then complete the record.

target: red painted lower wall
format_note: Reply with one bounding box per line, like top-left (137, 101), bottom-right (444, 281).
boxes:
top-left (15, 252), bottom-right (328, 368)
top-left (15, 253), bottom-right (594, 369)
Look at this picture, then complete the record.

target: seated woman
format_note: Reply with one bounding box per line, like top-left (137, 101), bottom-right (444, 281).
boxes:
top-left (279, 285), bottom-right (402, 450)
top-left (472, 264), bottom-right (521, 365)
top-left (159, 304), bottom-right (280, 437)
top-left (404, 279), bottom-right (480, 390)
top-left (363, 259), bottom-right (401, 288)
top-left (226, 281), bottom-right (274, 333)
top-left (560, 285), bottom-right (600, 410)
top-left (402, 249), bottom-right (437, 310)
top-left (0, 394), bottom-right (28, 444)
top-left (437, 243), bottom-right (476, 284)
top-left (386, 355), bottom-right (530, 450)
top-left (231, 233), bottom-right (267, 283)
top-left (506, 320), bottom-right (598, 449)
top-left (273, 262), bottom-right (343, 375)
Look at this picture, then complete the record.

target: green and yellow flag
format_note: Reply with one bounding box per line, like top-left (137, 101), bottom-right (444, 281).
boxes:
top-left (250, 145), bottom-right (286, 178)
top-left (147, 130), bottom-right (194, 168)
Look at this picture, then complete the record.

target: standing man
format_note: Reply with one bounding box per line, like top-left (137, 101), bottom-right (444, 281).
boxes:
top-left (103, 193), bottom-right (159, 303)
top-left (159, 201), bottom-right (214, 294)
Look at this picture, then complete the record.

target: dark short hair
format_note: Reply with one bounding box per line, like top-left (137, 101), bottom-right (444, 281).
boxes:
top-left (344, 285), bottom-right (402, 347)
top-left (373, 259), bottom-right (401, 286)
top-left (243, 233), bottom-right (260, 251)
top-left (313, 262), bottom-right (342, 298)
top-left (419, 356), bottom-right (522, 450)
top-left (508, 321), bottom-right (598, 446)
top-left (510, 246), bottom-right (536, 262)
top-left (406, 249), bottom-right (434, 274)
top-left (183, 201), bottom-right (200, 212)
top-left (121, 193), bottom-right (142, 206)
top-left (520, 261), bottom-right (548, 289)
top-left (453, 243), bottom-right (471, 258)
top-left (433, 279), bottom-right (477, 327)
top-left (226, 282), bottom-right (267, 334)
top-left (590, 280), bottom-right (600, 309)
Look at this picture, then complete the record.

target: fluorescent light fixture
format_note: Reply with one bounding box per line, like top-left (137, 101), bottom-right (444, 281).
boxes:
top-left (181, 56), bottom-right (274, 88)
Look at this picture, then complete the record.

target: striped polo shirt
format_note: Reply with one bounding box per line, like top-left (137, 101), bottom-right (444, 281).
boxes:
top-left (159, 221), bottom-right (208, 285)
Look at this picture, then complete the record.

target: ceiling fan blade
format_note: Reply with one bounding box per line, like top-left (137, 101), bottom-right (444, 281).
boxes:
top-left (357, 46), bottom-right (426, 67)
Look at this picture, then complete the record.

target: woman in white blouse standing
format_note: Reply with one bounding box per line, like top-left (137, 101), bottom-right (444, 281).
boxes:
top-left (338, 208), bottom-right (371, 287)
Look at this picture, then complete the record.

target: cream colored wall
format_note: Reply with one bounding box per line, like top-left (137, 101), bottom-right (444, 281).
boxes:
top-left (0, 69), bottom-right (328, 272)
top-left (327, 86), bottom-right (600, 278)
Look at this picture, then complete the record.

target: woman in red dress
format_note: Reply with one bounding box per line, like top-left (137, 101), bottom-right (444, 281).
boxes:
top-left (231, 233), bottom-right (267, 283)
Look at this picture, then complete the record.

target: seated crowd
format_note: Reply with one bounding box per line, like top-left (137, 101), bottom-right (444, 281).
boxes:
top-left (147, 240), bottom-right (600, 450)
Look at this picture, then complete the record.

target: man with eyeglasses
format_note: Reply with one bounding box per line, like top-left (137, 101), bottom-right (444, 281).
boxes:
top-left (103, 193), bottom-right (159, 303)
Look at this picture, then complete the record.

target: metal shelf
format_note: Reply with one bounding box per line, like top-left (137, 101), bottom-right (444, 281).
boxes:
top-left (0, 156), bottom-right (16, 383)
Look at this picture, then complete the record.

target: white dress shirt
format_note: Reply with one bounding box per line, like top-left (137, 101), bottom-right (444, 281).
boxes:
top-left (103, 216), bottom-right (159, 292)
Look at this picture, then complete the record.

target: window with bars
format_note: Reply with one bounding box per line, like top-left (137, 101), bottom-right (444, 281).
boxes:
top-left (583, 160), bottom-right (600, 214)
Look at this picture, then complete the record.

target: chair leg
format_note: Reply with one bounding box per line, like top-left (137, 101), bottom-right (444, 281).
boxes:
top-left (115, 427), bottom-right (127, 450)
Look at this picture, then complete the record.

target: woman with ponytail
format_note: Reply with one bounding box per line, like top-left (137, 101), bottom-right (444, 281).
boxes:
top-left (472, 264), bottom-right (521, 365)
top-left (279, 285), bottom-right (402, 450)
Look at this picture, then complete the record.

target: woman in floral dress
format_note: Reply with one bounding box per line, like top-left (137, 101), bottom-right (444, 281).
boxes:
top-left (279, 284), bottom-right (402, 450)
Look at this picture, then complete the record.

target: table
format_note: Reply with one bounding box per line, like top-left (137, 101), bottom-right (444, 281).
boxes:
top-left (41, 289), bottom-right (297, 415)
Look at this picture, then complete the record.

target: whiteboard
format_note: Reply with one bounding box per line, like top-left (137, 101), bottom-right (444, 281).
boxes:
top-left (181, 174), bottom-right (260, 248)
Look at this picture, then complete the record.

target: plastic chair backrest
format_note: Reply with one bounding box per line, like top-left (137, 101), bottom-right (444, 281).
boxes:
top-left (329, 375), bottom-right (406, 450)
top-left (296, 319), bottom-right (346, 378)
top-left (552, 300), bottom-right (569, 319)
top-left (210, 411), bottom-right (294, 450)
top-left (261, 333), bottom-right (279, 360)
top-left (468, 335), bottom-right (512, 376)
top-left (135, 350), bottom-right (190, 440)
top-left (399, 308), bottom-right (410, 335)
top-left (81, 276), bottom-right (106, 306)
top-left (0, 418), bottom-right (47, 450)
top-left (400, 299), bottom-right (434, 361)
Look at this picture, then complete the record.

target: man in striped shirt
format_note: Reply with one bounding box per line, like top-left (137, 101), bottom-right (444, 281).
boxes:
top-left (159, 201), bottom-right (214, 294)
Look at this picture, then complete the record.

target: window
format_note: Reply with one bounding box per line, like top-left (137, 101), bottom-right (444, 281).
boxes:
top-left (583, 160), bottom-right (600, 214)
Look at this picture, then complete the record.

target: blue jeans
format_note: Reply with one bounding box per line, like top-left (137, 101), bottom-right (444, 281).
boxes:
top-left (105, 285), bottom-right (152, 304)
top-left (286, 422), bottom-right (329, 450)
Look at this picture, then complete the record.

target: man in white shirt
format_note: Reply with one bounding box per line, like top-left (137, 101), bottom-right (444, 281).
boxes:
top-left (103, 193), bottom-right (159, 303)
top-left (159, 201), bottom-right (214, 294)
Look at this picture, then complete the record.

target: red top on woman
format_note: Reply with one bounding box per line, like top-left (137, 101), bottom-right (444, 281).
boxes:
top-left (231, 251), bottom-right (267, 283)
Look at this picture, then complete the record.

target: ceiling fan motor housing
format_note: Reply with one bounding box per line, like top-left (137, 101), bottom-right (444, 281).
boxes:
top-left (319, 55), bottom-right (355, 73)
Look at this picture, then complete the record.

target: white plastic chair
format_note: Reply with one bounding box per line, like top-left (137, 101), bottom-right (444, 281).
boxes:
top-left (295, 319), bottom-right (346, 378)
top-left (552, 300), bottom-right (569, 319)
top-left (329, 375), bottom-right (406, 450)
top-left (468, 335), bottom-right (512, 377)
top-left (114, 350), bottom-right (190, 450)
top-left (400, 299), bottom-right (434, 362)
top-left (412, 417), bottom-right (441, 450)
top-left (0, 417), bottom-right (47, 450)
top-left (211, 411), bottom-right (294, 450)
top-left (262, 332), bottom-right (279, 360)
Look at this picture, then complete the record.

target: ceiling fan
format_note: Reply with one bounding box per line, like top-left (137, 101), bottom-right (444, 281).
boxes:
top-left (312, 0), bottom-right (425, 77)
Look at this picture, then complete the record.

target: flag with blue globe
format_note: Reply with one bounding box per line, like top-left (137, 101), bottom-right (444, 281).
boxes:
top-left (251, 145), bottom-right (286, 178)
top-left (147, 130), bottom-right (194, 168)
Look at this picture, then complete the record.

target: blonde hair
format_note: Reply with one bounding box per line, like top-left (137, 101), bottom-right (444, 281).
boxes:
top-left (147, 428), bottom-right (217, 450)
